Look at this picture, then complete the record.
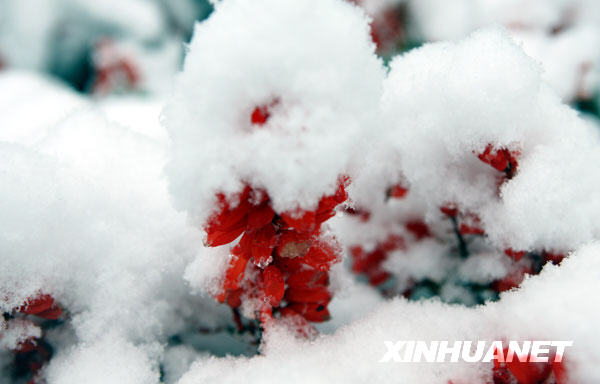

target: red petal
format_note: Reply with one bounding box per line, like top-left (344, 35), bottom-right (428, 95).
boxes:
top-left (247, 203), bottom-right (275, 230)
top-left (367, 269), bottom-right (390, 286)
top-left (381, 234), bottom-right (405, 252)
top-left (226, 288), bottom-right (243, 308)
top-left (505, 359), bottom-right (553, 384)
top-left (19, 294), bottom-right (55, 315)
top-left (223, 253), bottom-right (250, 291)
top-left (317, 195), bottom-right (338, 215)
top-left (263, 265), bottom-right (285, 306)
top-left (389, 184), bottom-right (408, 199)
top-left (490, 153), bottom-right (509, 172)
top-left (36, 305), bottom-right (63, 320)
top-left (504, 248), bottom-right (526, 262)
top-left (477, 144), bottom-right (516, 173)
top-left (350, 246), bottom-right (368, 273)
top-left (458, 223), bottom-right (485, 235)
top-left (303, 242), bottom-right (339, 271)
top-left (205, 188), bottom-right (252, 246)
top-left (405, 220), bottom-right (431, 240)
top-left (14, 338), bottom-right (37, 353)
top-left (206, 222), bottom-right (247, 247)
top-left (286, 269), bottom-right (327, 288)
top-left (231, 232), bottom-right (252, 259)
top-left (251, 105), bottom-right (270, 126)
top-left (281, 210), bottom-right (316, 233)
top-left (553, 360), bottom-right (568, 384)
top-left (316, 179), bottom-right (347, 217)
top-left (315, 210), bottom-right (336, 227)
top-left (208, 191), bottom-right (251, 231)
top-left (440, 204), bottom-right (458, 217)
top-left (251, 224), bottom-right (278, 267)
top-left (273, 255), bottom-right (305, 274)
top-left (352, 248), bottom-right (386, 274)
top-left (544, 251), bottom-right (566, 265)
top-left (285, 286), bottom-right (331, 303)
top-left (335, 177), bottom-right (349, 203)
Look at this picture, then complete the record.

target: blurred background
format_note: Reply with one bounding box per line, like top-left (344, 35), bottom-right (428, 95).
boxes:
top-left (0, 0), bottom-right (598, 118)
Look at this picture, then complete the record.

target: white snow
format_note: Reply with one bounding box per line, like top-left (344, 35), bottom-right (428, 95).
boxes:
top-left (0, 0), bottom-right (599, 383)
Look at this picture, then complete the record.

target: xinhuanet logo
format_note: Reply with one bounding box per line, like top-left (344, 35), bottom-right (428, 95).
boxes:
top-left (380, 340), bottom-right (573, 363)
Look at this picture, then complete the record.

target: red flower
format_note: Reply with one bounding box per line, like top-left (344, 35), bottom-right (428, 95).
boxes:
top-left (251, 105), bottom-right (270, 125)
top-left (504, 248), bottom-right (527, 262)
top-left (458, 214), bottom-right (485, 235)
top-left (247, 202), bottom-right (275, 230)
top-left (388, 184), bottom-right (408, 199)
top-left (493, 347), bottom-right (568, 384)
top-left (285, 286), bottom-right (331, 303)
top-left (492, 266), bottom-right (532, 292)
top-left (281, 209), bottom-right (317, 234)
top-left (440, 204), bottom-right (458, 217)
top-left (405, 220), bottom-right (431, 240)
top-left (263, 265), bottom-right (285, 306)
top-left (250, 224), bottom-right (278, 267)
top-left (286, 269), bottom-right (328, 289)
top-left (205, 188), bottom-right (252, 246)
top-left (543, 251), bottom-right (566, 265)
top-left (303, 241), bottom-right (339, 271)
top-left (18, 294), bottom-right (62, 320)
top-left (205, 179), bottom-right (347, 329)
top-left (477, 144), bottom-right (519, 178)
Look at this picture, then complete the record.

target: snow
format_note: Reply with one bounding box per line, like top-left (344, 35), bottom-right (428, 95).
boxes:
top-left (381, 28), bottom-right (600, 252)
top-left (0, 70), bottom-right (229, 382)
top-left (163, 0), bottom-right (385, 226)
top-left (178, 243), bottom-right (600, 383)
top-left (405, 0), bottom-right (600, 102)
top-left (1, 0), bottom-right (600, 383)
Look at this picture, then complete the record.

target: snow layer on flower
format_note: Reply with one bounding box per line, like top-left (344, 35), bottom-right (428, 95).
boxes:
top-left (381, 27), bottom-right (600, 251)
top-left (177, 242), bottom-right (600, 383)
top-left (163, 0), bottom-right (385, 226)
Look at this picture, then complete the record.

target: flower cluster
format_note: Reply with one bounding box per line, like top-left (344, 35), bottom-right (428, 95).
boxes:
top-left (204, 170), bottom-right (349, 330)
top-left (347, 184), bottom-right (413, 289)
top-left (345, 143), bottom-right (568, 301)
top-left (350, 233), bottom-right (405, 288)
